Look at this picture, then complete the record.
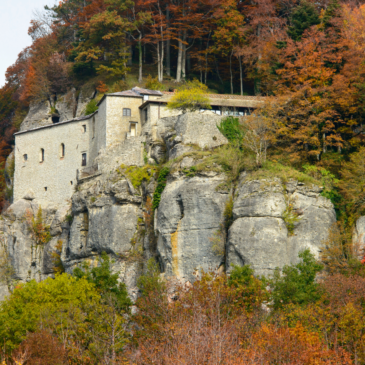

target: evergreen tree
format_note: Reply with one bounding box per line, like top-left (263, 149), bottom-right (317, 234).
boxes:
top-left (287, 1), bottom-right (320, 41)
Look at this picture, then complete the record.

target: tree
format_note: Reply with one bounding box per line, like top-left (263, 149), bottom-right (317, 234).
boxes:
top-left (73, 251), bottom-right (132, 312)
top-left (76, 9), bottom-right (132, 79)
top-left (166, 79), bottom-right (211, 113)
top-left (0, 273), bottom-right (99, 353)
top-left (269, 249), bottom-right (323, 309)
top-left (212, 0), bottom-right (245, 94)
top-left (287, 1), bottom-right (320, 41)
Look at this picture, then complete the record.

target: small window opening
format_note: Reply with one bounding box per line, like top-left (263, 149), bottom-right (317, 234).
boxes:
top-left (123, 108), bottom-right (131, 117)
top-left (52, 115), bottom-right (60, 123)
top-left (143, 95), bottom-right (149, 101)
top-left (130, 123), bottom-right (136, 137)
top-left (23, 154), bottom-right (28, 162)
top-left (82, 153), bottom-right (87, 167)
top-left (70, 181), bottom-right (73, 185)
top-left (44, 187), bottom-right (47, 191)
top-left (144, 108), bottom-right (148, 122)
top-left (82, 125), bottom-right (86, 133)
top-left (60, 143), bottom-right (65, 158)
top-left (40, 148), bottom-right (44, 162)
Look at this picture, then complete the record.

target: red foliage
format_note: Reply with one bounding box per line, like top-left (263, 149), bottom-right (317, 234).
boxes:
top-left (12, 330), bottom-right (67, 365)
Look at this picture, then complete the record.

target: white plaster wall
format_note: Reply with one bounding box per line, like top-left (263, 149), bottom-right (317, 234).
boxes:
top-left (14, 118), bottom-right (94, 205)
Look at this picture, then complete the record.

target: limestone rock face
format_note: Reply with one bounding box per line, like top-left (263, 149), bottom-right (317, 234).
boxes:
top-left (155, 174), bottom-right (229, 282)
top-left (142, 112), bottom-right (228, 162)
top-left (75, 88), bottom-right (96, 117)
top-left (56, 88), bottom-right (77, 122)
top-left (227, 178), bottom-right (336, 276)
top-left (61, 172), bottom-right (144, 300)
top-left (20, 101), bottom-right (52, 131)
top-left (353, 216), bottom-right (365, 259)
top-left (0, 199), bottom-right (71, 300)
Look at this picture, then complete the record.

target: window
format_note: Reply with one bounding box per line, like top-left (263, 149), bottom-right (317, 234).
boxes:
top-left (123, 108), bottom-right (131, 117)
top-left (82, 153), bottom-right (87, 166)
top-left (144, 108), bottom-right (148, 122)
top-left (82, 125), bottom-right (86, 133)
top-left (130, 123), bottom-right (136, 137)
top-left (143, 95), bottom-right (149, 101)
top-left (40, 148), bottom-right (44, 162)
top-left (52, 115), bottom-right (60, 124)
top-left (60, 143), bottom-right (65, 158)
top-left (23, 154), bottom-right (28, 162)
top-left (44, 187), bottom-right (47, 191)
top-left (70, 181), bottom-right (73, 185)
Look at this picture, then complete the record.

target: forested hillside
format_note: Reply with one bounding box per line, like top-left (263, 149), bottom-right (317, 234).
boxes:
top-left (4, 1), bottom-right (365, 363)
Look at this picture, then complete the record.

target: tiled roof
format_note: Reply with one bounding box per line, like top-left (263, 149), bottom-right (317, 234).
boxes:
top-left (162, 91), bottom-right (265, 101)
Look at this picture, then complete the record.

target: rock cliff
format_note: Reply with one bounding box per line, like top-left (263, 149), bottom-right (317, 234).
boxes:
top-left (0, 103), bottom-right (337, 300)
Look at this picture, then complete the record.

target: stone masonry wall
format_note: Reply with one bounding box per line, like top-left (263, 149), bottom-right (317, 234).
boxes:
top-left (14, 116), bottom-right (95, 205)
top-left (105, 96), bottom-right (143, 147)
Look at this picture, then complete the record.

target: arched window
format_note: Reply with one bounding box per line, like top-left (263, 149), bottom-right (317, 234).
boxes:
top-left (60, 143), bottom-right (65, 158)
top-left (123, 108), bottom-right (131, 117)
top-left (40, 148), bottom-right (44, 162)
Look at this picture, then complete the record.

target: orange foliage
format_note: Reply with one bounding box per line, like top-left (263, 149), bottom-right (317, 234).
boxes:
top-left (12, 330), bottom-right (67, 365)
top-left (96, 81), bottom-right (109, 93)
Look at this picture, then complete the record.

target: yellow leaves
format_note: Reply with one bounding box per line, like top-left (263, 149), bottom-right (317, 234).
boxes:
top-left (25, 207), bottom-right (51, 246)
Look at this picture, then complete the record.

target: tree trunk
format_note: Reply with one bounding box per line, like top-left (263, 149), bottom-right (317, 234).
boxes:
top-left (166, 5), bottom-right (171, 77)
top-left (214, 56), bottom-right (224, 85)
top-left (181, 31), bottom-right (187, 80)
top-left (239, 55), bottom-right (243, 96)
top-left (229, 51), bottom-right (233, 94)
top-left (255, 24), bottom-right (262, 95)
top-left (157, 41), bottom-right (164, 82)
top-left (176, 35), bottom-right (183, 82)
top-left (138, 34), bottom-right (143, 83)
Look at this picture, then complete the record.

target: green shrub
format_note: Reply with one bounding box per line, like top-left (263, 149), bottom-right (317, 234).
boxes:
top-left (268, 249), bottom-right (323, 310)
top-left (73, 252), bottom-right (132, 312)
top-left (224, 196), bottom-right (234, 230)
top-left (137, 258), bottom-right (164, 297)
top-left (217, 117), bottom-right (245, 145)
top-left (119, 164), bottom-right (159, 189)
top-left (182, 166), bottom-right (197, 177)
top-left (228, 264), bottom-right (268, 312)
top-left (167, 79), bottom-right (211, 113)
top-left (85, 99), bottom-right (98, 115)
top-left (152, 167), bottom-right (170, 210)
top-left (0, 273), bottom-right (99, 352)
top-left (282, 203), bottom-right (301, 235)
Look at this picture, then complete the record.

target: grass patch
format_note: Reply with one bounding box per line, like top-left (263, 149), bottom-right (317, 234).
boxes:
top-left (247, 161), bottom-right (320, 185)
top-left (118, 164), bottom-right (159, 189)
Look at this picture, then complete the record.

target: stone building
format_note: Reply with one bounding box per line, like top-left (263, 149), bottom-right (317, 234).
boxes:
top-left (13, 87), bottom-right (264, 205)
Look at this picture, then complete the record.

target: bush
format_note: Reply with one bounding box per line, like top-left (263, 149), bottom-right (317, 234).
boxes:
top-left (73, 252), bottom-right (132, 312)
top-left (217, 117), bottom-right (245, 145)
top-left (137, 258), bottom-right (164, 297)
top-left (85, 99), bottom-right (98, 115)
top-left (0, 273), bottom-right (99, 352)
top-left (145, 75), bottom-right (164, 90)
top-left (268, 249), bottom-right (323, 309)
top-left (167, 79), bottom-right (211, 113)
top-left (152, 167), bottom-right (170, 210)
top-left (118, 164), bottom-right (159, 189)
